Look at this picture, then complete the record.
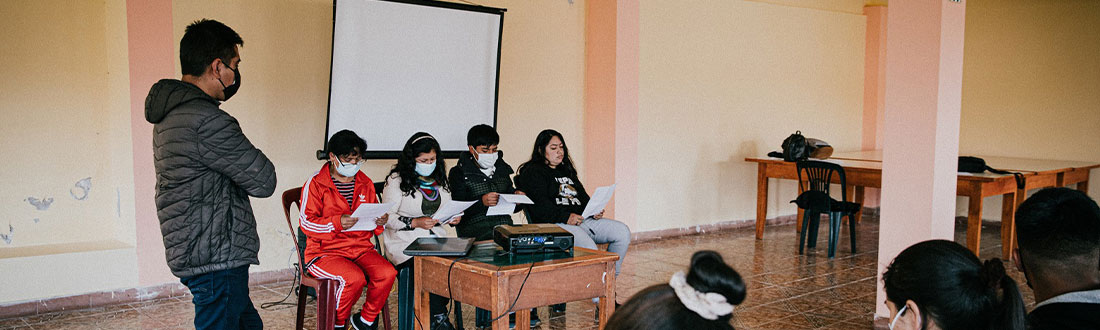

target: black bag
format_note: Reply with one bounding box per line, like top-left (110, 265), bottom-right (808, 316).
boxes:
top-left (781, 131), bottom-right (809, 162)
top-left (958, 156), bottom-right (1025, 189)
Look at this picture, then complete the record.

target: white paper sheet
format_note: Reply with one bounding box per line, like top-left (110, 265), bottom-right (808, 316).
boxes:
top-left (581, 184), bottom-right (616, 219)
top-left (344, 203), bottom-right (394, 232)
top-left (498, 194), bottom-right (534, 204)
top-left (432, 200), bottom-right (476, 222)
top-left (485, 193), bottom-right (534, 216)
top-left (486, 203), bottom-right (516, 216)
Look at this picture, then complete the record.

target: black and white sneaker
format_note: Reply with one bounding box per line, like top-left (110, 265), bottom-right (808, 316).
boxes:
top-left (350, 311), bottom-right (377, 330)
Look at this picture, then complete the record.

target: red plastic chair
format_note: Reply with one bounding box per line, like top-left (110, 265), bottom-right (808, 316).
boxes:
top-left (282, 187), bottom-right (392, 330)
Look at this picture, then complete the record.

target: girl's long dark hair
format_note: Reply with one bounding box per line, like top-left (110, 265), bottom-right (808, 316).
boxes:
top-left (883, 240), bottom-right (1026, 330)
top-left (389, 132), bottom-right (448, 195)
top-left (518, 129), bottom-right (577, 177)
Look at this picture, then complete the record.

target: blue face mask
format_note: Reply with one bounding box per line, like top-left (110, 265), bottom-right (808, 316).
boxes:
top-left (334, 159), bottom-right (360, 177)
top-left (415, 161), bottom-right (436, 177)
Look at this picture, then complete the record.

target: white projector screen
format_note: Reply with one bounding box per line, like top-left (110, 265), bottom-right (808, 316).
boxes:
top-left (325, 0), bottom-right (505, 158)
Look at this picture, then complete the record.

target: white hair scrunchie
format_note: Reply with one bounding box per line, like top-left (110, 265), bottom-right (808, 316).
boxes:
top-left (668, 271), bottom-right (735, 320)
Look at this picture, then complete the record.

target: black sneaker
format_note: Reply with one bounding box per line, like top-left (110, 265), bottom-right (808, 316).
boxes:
top-left (350, 311), bottom-right (377, 330)
top-left (550, 303), bottom-right (566, 314)
top-left (334, 325), bottom-right (347, 330)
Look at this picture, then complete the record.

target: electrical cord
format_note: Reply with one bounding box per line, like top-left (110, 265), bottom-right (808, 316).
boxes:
top-left (260, 261), bottom-right (303, 310)
top-left (487, 247), bottom-right (545, 325)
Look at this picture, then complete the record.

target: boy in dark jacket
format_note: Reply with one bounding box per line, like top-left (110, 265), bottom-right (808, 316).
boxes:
top-left (448, 124), bottom-right (540, 327)
top-left (448, 124), bottom-right (521, 241)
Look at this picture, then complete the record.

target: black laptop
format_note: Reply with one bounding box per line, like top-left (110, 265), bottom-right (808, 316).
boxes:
top-left (403, 237), bottom-right (475, 257)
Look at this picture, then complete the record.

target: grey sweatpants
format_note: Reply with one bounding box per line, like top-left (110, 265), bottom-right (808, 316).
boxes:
top-left (557, 218), bottom-right (631, 274)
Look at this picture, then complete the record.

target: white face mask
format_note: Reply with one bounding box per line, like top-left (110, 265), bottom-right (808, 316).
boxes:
top-left (476, 152), bottom-right (498, 169)
top-left (889, 304), bottom-right (920, 330)
top-left (415, 161), bottom-right (436, 177)
top-left (334, 159), bottom-right (360, 178)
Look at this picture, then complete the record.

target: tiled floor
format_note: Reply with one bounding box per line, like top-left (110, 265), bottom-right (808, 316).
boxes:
top-left (0, 214), bottom-right (1034, 329)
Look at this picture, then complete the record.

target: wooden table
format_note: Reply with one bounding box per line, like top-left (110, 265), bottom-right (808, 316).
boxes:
top-left (810, 151), bottom-right (1099, 257)
top-left (413, 244), bottom-right (619, 330)
top-left (747, 156), bottom-right (1022, 257)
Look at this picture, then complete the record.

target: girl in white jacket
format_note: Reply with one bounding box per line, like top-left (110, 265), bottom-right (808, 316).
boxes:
top-left (381, 132), bottom-right (462, 327)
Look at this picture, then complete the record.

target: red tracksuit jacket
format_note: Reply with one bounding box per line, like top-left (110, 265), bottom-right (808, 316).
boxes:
top-left (299, 163), bottom-right (384, 261)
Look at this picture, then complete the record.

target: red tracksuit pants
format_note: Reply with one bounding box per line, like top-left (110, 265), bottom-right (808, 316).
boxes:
top-left (307, 250), bottom-right (397, 325)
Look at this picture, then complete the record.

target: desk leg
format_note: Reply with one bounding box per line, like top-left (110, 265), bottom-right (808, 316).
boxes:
top-left (796, 183), bottom-right (805, 233)
top-left (1079, 179), bottom-right (1090, 194)
top-left (414, 259), bottom-right (431, 330)
top-left (966, 193), bottom-right (983, 256)
top-left (852, 186), bottom-right (865, 223)
top-left (513, 309), bottom-right (530, 330)
top-left (492, 277), bottom-right (508, 330)
top-left (1002, 191), bottom-right (1020, 260)
top-left (756, 163), bottom-right (769, 239)
top-left (599, 262), bottom-right (617, 329)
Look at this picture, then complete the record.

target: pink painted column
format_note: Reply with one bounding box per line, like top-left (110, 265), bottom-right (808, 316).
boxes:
top-left (584, 0), bottom-right (638, 228)
top-left (127, 0), bottom-right (177, 285)
top-left (584, 0), bottom-right (617, 216)
top-left (874, 0), bottom-right (967, 321)
top-left (613, 0), bottom-right (639, 229)
top-left (862, 5), bottom-right (888, 208)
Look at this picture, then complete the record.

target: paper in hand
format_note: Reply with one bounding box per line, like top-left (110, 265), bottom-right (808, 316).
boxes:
top-left (432, 200), bottom-right (476, 222)
top-left (344, 203), bottom-right (394, 232)
top-left (486, 203), bottom-right (516, 216)
top-left (581, 184), bottom-right (616, 219)
top-left (498, 194), bottom-right (534, 204)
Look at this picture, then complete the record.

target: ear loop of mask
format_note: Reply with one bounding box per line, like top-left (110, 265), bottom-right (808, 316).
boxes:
top-left (889, 305), bottom-right (922, 329)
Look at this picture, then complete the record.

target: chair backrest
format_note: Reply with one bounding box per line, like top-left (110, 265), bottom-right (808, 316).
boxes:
top-left (796, 160), bottom-right (848, 202)
top-left (282, 187), bottom-right (306, 270)
top-left (373, 181), bottom-right (386, 201)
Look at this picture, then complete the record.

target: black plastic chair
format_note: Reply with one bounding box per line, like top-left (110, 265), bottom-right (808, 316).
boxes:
top-left (791, 160), bottom-right (860, 258)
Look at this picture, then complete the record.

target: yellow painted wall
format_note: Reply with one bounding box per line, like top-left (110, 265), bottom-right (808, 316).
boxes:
top-left (956, 0), bottom-right (1100, 220)
top-left (0, 0), bottom-right (584, 305)
top-left (634, 0), bottom-right (866, 232)
top-left (0, 0), bottom-right (139, 302)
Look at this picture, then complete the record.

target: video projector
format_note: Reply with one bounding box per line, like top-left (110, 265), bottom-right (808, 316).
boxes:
top-left (493, 224), bottom-right (574, 254)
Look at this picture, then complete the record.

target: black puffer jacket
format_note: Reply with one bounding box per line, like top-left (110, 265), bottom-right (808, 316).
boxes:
top-left (145, 79), bottom-right (276, 278)
top-left (448, 152), bottom-right (516, 241)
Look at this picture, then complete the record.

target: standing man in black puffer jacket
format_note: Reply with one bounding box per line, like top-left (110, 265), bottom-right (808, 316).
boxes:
top-left (144, 19), bottom-right (276, 330)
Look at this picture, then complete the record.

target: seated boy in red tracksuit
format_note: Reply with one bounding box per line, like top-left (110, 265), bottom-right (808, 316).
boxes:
top-left (300, 130), bottom-right (396, 330)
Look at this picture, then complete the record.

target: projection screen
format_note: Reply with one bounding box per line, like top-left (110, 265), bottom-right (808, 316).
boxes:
top-left (325, 0), bottom-right (505, 158)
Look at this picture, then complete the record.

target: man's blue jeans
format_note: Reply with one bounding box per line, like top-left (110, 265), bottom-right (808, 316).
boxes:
top-left (180, 265), bottom-right (263, 330)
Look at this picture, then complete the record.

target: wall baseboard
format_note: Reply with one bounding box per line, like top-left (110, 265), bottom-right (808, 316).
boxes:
top-left (0, 268), bottom-right (294, 319)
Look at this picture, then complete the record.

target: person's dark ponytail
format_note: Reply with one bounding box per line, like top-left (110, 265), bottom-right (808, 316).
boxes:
top-left (686, 251), bottom-right (747, 306)
top-left (981, 259), bottom-right (1025, 330)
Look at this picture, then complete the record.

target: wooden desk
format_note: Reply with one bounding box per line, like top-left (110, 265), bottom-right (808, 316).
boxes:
top-left (747, 156), bottom-right (1021, 257)
top-left (413, 244), bottom-right (619, 330)
top-left (817, 152), bottom-right (1099, 257)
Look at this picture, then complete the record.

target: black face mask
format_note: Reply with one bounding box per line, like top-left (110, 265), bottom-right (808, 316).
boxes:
top-left (217, 62), bottom-right (241, 101)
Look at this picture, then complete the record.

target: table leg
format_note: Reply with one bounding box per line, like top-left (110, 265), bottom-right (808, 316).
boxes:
top-left (853, 186), bottom-right (865, 223)
top-left (599, 261), bottom-right (616, 329)
top-left (796, 183), bottom-right (805, 233)
top-left (966, 193), bottom-right (983, 256)
top-left (1002, 191), bottom-right (1020, 260)
top-left (414, 259), bottom-right (431, 330)
top-left (513, 309), bottom-right (530, 330)
top-left (1079, 179), bottom-right (1090, 194)
top-left (492, 277), bottom-right (508, 330)
top-left (756, 163), bottom-right (769, 239)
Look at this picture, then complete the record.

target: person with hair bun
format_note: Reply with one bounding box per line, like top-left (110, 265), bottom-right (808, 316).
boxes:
top-left (882, 240), bottom-right (1026, 330)
top-left (606, 250), bottom-right (746, 330)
